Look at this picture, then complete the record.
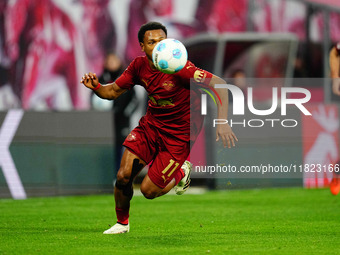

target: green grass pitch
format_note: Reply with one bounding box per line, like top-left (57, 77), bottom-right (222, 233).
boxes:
top-left (1, 187), bottom-right (339, 254)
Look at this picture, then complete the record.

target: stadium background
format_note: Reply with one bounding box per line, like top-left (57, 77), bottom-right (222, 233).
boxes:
top-left (1, 0), bottom-right (340, 199)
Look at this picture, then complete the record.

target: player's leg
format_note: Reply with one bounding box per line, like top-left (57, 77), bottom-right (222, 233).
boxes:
top-left (140, 174), bottom-right (167, 198)
top-left (140, 142), bottom-right (190, 199)
top-left (140, 171), bottom-right (178, 199)
top-left (103, 149), bottom-right (146, 234)
top-left (141, 160), bottom-right (192, 197)
top-left (104, 115), bottom-right (158, 234)
top-left (114, 149), bottom-right (145, 208)
top-left (140, 161), bottom-right (192, 198)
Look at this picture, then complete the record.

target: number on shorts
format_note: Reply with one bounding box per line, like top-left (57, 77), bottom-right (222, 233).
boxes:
top-left (162, 159), bottom-right (180, 177)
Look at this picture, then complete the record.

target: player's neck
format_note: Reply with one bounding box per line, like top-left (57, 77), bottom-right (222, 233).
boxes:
top-left (146, 57), bottom-right (157, 70)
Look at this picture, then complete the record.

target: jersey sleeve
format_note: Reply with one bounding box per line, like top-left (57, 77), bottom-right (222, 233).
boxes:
top-left (115, 58), bottom-right (138, 90)
top-left (178, 60), bottom-right (213, 87)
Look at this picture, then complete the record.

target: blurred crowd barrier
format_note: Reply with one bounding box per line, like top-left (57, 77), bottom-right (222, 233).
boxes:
top-left (0, 111), bottom-right (115, 198)
top-left (1, 103), bottom-right (338, 198)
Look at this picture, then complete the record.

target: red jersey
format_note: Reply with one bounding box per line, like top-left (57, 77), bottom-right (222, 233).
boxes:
top-left (115, 56), bottom-right (213, 141)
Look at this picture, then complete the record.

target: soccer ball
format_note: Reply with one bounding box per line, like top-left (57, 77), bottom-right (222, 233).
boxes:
top-left (152, 38), bottom-right (188, 74)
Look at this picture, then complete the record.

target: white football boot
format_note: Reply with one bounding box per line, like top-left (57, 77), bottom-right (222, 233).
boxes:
top-left (175, 160), bottom-right (192, 195)
top-left (103, 223), bottom-right (130, 234)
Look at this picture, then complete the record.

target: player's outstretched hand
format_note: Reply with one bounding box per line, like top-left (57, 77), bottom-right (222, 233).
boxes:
top-left (216, 123), bottom-right (238, 148)
top-left (80, 72), bottom-right (99, 90)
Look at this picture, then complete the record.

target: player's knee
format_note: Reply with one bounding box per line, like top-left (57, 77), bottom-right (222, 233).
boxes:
top-left (140, 187), bottom-right (157, 200)
top-left (115, 169), bottom-right (134, 197)
top-left (142, 191), bottom-right (157, 200)
top-left (116, 168), bottom-right (131, 186)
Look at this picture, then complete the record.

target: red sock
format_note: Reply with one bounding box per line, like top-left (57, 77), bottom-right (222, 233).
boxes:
top-left (174, 168), bottom-right (185, 186)
top-left (116, 206), bottom-right (129, 225)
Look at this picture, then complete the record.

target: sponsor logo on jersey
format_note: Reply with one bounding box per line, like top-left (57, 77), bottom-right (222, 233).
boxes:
top-left (148, 94), bottom-right (175, 107)
top-left (162, 81), bottom-right (175, 91)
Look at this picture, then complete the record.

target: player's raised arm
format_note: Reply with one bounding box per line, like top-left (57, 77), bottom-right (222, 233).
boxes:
top-left (80, 72), bottom-right (127, 100)
top-left (209, 75), bottom-right (238, 148)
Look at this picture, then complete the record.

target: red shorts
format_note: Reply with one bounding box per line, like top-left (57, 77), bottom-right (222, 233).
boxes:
top-left (123, 115), bottom-right (189, 188)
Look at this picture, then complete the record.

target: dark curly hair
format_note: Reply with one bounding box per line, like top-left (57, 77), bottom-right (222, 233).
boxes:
top-left (138, 21), bottom-right (167, 43)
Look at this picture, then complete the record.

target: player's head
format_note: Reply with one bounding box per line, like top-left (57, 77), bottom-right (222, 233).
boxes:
top-left (138, 21), bottom-right (167, 62)
top-left (138, 21), bottom-right (167, 43)
top-left (104, 51), bottom-right (122, 72)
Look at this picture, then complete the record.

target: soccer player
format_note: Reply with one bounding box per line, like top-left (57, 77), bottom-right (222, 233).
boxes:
top-left (329, 42), bottom-right (340, 195)
top-left (81, 21), bottom-right (237, 234)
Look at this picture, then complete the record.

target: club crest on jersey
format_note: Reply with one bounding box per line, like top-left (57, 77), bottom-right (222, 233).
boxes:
top-left (162, 81), bottom-right (175, 91)
top-left (126, 131), bottom-right (137, 141)
top-left (194, 70), bottom-right (207, 83)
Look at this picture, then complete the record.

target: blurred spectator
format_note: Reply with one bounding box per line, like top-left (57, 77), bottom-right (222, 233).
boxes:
top-left (0, 66), bottom-right (20, 110)
top-left (0, 1), bottom-right (20, 110)
top-left (293, 56), bottom-right (308, 79)
top-left (92, 52), bottom-right (139, 174)
top-left (292, 45), bottom-right (308, 87)
top-left (227, 69), bottom-right (247, 102)
top-left (230, 69), bottom-right (247, 90)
